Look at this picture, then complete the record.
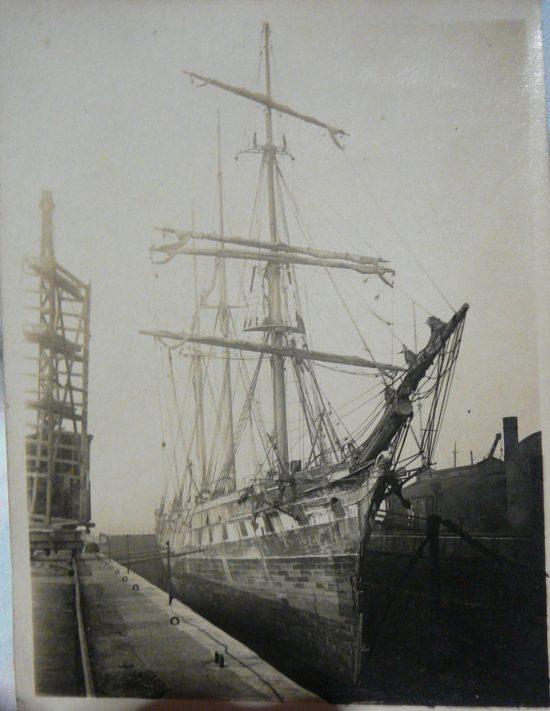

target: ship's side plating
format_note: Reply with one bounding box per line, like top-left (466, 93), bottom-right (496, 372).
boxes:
top-left (157, 465), bottom-right (380, 684)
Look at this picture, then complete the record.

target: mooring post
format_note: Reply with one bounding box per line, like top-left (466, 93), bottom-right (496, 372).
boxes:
top-left (126, 534), bottom-right (130, 574)
top-left (166, 540), bottom-right (173, 605)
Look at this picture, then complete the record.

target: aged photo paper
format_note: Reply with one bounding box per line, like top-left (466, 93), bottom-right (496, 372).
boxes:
top-left (0, 1), bottom-right (549, 709)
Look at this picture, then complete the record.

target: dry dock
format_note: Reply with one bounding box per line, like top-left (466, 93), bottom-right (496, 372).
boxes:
top-left (32, 552), bottom-right (319, 702)
top-left (32, 553), bottom-right (83, 696)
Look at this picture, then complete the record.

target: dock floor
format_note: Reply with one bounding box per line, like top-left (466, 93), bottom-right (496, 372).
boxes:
top-left (79, 555), bottom-right (318, 702)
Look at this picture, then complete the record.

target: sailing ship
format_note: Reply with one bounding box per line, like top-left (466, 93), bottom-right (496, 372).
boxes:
top-left (143, 24), bottom-right (468, 689)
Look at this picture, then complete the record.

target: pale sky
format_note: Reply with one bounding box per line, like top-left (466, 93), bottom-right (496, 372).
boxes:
top-left (1, 0), bottom-right (548, 534)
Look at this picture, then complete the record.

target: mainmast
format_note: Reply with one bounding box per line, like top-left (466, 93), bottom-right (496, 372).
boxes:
top-left (146, 24), bottom-right (403, 484)
top-left (216, 114), bottom-right (236, 491)
top-left (262, 22), bottom-right (289, 471)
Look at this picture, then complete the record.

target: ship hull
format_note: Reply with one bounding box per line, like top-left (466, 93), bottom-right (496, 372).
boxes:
top-left (163, 514), bottom-right (366, 688)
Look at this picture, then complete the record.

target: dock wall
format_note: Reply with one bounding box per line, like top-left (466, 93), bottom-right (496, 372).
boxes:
top-left (101, 530), bottom-right (547, 704)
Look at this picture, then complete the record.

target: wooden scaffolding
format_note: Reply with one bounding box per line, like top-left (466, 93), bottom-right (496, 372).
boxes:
top-left (25, 191), bottom-right (92, 550)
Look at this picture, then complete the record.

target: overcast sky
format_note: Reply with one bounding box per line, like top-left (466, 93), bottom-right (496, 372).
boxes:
top-left (1, 0), bottom-right (547, 534)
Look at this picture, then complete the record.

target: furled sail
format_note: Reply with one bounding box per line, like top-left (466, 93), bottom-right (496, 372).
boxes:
top-left (152, 229), bottom-right (394, 279)
top-left (183, 70), bottom-right (348, 149)
top-left (140, 329), bottom-right (406, 375)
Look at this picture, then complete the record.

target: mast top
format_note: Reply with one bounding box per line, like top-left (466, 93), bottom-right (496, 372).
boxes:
top-left (40, 190), bottom-right (55, 259)
top-left (183, 23), bottom-right (348, 151)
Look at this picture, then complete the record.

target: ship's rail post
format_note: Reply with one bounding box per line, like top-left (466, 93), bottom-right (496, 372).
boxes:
top-left (427, 515), bottom-right (442, 673)
top-left (166, 540), bottom-right (173, 605)
top-left (107, 535), bottom-right (112, 562)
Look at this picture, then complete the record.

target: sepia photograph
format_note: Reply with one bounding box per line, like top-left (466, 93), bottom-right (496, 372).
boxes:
top-left (0, 0), bottom-right (549, 708)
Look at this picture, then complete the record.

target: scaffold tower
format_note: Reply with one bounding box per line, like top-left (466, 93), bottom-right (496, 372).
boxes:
top-left (25, 191), bottom-right (92, 549)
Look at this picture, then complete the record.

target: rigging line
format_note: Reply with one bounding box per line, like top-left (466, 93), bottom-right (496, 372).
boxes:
top-left (229, 314), bottom-right (271, 455)
top-left (430, 327), bottom-right (463, 460)
top-left (247, 159), bottom-right (266, 240)
top-left (276, 165), bottom-right (393, 375)
top-left (422, 338), bottom-right (452, 459)
top-left (298, 366), bottom-right (331, 462)
top-left (274, 178), bottom-right (296, 330)
top-left (291, 359), bottom-right (321, 462)
top-left (392, 282), bottom-right (432, 318)
top-left (393, 419), bottom-right (410, 469)
top-left (391, 284), bottom-right (394, 364)
top-left (324, 266), bottom-right (388, 383)
top-left (342, 151), bottom-right (455, 313)
top-left (153, 338), bottom-right (170, 487)
top-left (306, 357), bottom-right (342, 457)
top-left (343, 384), bottom-right (387, 418)
top-left (336, 386), bottom-right (386, 420)
top-left (166, 356), bottom-right (194, 490)
top-left (323, 398), bottom-right (353, 443)
top-left (323, 213), bottom-right (379, 260)
top-left (166, 351), bottom-right (184, 492)
top-left (233, 354), bottom-right (265, 450)
top-left (351, 403), bottom-right (385, 441)
top-left (350, 398), bottom-right (387, 442)
top-left (307, 374), bottom-right (377, 439)
top-left (406, 418), bottom-right (424, 457)
top-left (214, 354), bottom-right (265, 491)
top-left (205, 370), bottom-right (229, 490)
top-left (314, 362), bottom-right (380, 377)
top-left (422, 338), bottom-right (457, 463)
top-left (424, 344), bottom-right (449, 458)
top-left (334, 379), bottom-right (382, 409)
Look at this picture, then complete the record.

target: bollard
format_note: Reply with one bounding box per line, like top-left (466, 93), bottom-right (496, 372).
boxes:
top-left (219, 654), bottom-right (225, 668)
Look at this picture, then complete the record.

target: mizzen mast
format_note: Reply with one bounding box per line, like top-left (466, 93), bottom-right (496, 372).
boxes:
top-left (190, 210), bottom-right (208, 497)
